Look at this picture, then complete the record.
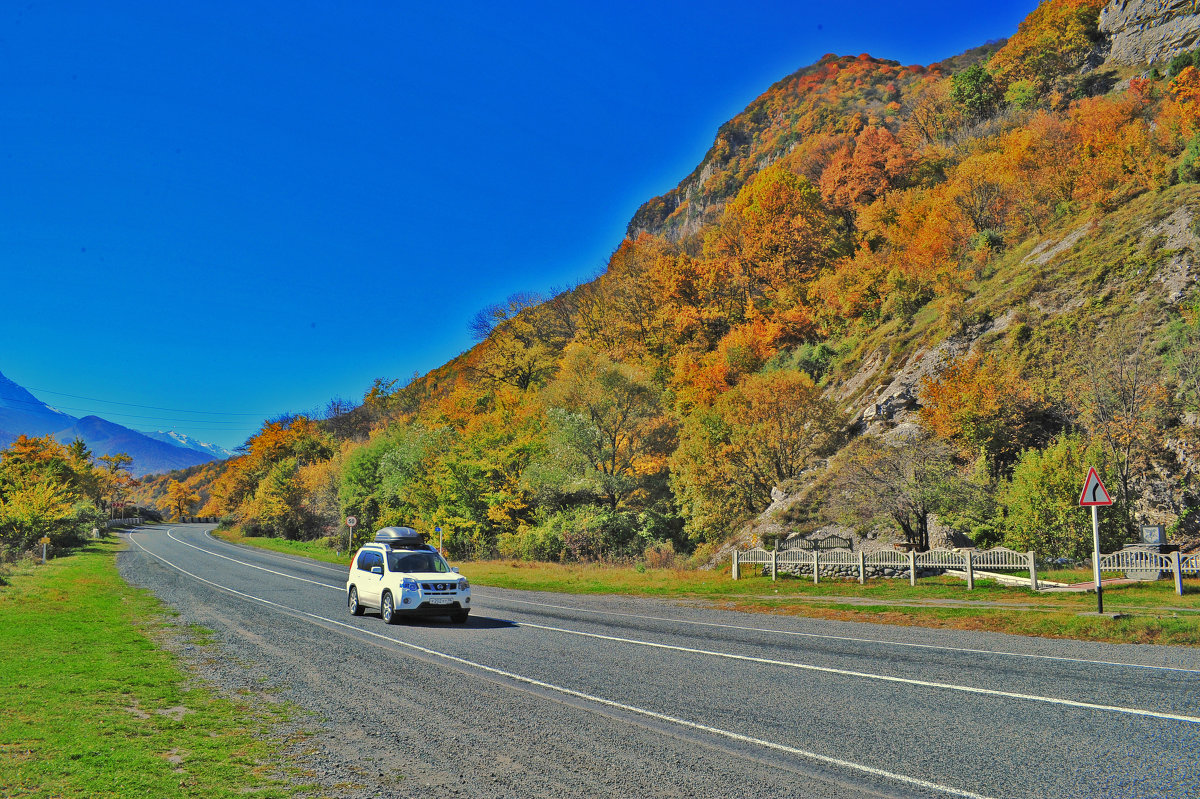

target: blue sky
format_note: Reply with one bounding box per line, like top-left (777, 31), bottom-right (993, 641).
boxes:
top-left (1, 1), bottom-right (1037, 450)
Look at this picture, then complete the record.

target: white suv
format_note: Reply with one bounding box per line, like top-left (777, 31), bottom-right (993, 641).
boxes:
top-left (345, 529), bottom-right (471, 624)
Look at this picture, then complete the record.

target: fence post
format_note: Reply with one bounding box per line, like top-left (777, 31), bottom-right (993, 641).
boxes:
top-left (771, 548), bottom-right (777, 582)
top-left (1173, 550), bottom-right (1183, 597)
top-left (732, 550), bottom-right (740, 581)
top-left (813, 551), bottom-right (819, 585)
top-left (857, 550), bottom-right (866, 584)
top-left (965, 550), bottom-right (974, 591)
top-left (1027, 551), bottom-right (1039, 591)
top-left (909, 551), bottom-right (917, 587)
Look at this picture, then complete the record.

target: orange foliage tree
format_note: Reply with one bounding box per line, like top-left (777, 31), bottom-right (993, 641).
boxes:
top-left (920, 352), bottom-right (1055, 476)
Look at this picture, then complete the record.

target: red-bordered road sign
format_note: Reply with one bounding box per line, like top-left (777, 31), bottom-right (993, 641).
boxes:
top-left (346, 516), bottom-right (357, 527)
top-left (1079, 467), bottom-right (1113, 506)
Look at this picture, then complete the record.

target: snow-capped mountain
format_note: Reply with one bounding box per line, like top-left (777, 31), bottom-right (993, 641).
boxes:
top-left (141, 430), bottom-right (235, 460)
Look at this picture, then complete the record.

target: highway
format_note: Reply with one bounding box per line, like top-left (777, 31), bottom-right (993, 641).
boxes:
top-left (118, 524), bottom-right (1200, 798)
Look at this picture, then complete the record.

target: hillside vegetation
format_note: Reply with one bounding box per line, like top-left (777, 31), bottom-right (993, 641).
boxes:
top-left (132, 0), bottom-right (1200, 566)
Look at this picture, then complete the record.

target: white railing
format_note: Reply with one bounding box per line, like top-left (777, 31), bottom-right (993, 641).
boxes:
top-left (729, 543), bottom-right (1200, 593)
top-left (105, 517), bottom-right (142, 528)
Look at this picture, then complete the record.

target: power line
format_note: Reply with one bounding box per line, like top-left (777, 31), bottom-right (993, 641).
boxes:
top-left (25, 386), bottom-right (272, 416)
top-left (0, 395), bottom-right (262, 428)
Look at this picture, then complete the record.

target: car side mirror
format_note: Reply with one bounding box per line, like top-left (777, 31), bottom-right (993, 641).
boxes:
top-left (451, 566), bottom-right (459, 573)
top-left (371, 566), bottom-right (383, 575)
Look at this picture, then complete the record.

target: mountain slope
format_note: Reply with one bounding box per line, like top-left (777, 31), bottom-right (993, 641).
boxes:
top-left (0, 370), bottom-right (220, 476)
top-left (0, 369), bottom-right (79, 438)
top-left (51, 417), bottom-right (215, 476)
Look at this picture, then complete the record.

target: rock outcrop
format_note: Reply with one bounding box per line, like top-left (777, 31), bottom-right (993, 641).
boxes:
top-left (1100, 0), bottom-right (1200, 66)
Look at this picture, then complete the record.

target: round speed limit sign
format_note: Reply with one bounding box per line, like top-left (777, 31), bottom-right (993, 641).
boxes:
top-left (346, 516), bottom-right (357, 528)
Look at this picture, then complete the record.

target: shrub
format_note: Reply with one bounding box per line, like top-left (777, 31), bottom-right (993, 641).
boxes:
top-left (496, 525), bottom-right (566, 561)
top-left (1178, 133), bottom-right (1200, 183)
top-left (643, 540), bottom-right (676, 569)
top-left (999, 434), bottom-right (1125, 559)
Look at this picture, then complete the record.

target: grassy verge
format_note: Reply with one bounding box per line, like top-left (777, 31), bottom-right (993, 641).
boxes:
top-left (0, 539), bottom-right (311, 798)
top-left (214, 527), bottom-right (351, 566)
top-left (213, 530), bottom-right (1200, 645)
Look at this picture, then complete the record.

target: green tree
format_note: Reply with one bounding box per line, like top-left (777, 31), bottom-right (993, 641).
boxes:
top-left (830, 429), bottom-right (962, 551)
top-left (999, 435), bottom-right (1124, 558)
top-left (1071, 314), bottom-right (1167, 536)
top-left (538, 345), bottom-right (672, 512)
top-left (950, 64), bottom-right (1001, 121)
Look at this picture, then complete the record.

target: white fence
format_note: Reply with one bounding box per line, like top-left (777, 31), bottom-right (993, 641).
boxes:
top-left (732, 545), bottom-right (1197, 595)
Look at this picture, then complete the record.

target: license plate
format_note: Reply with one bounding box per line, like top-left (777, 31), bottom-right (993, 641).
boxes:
top-left (428, 597), bottom-right (453, 605)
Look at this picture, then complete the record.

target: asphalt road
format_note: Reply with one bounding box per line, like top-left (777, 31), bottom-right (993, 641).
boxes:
top-left (118, 524), bottom-right (1200, 799)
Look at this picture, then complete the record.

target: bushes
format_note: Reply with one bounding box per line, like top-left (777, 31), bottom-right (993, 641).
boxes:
top-left (999, 434), bottom-right (1125, 559)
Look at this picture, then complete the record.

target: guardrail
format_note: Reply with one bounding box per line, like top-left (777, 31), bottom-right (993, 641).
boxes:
top-left (734, 544), bottom-right (1198, 594)
top-left (734, 545), bottom-right (1037, 591)
top-left (105, 517), bottom-right (143, 528)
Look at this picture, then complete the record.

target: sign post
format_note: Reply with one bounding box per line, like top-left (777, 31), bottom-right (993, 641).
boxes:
top-left (435, 526), bottom-right (443, 554)
top-left (1079, 467), bottom-right (1114, 614)
top-left (39, 536), bottom-right (50, 564)
top-left (344, 516), bottom-right (357, 556)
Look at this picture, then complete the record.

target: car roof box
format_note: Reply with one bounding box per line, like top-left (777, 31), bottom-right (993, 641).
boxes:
top-left (374, 526), bottom-right (424, 548)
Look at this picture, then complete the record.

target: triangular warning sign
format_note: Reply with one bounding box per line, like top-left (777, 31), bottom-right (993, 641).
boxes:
top-left (1079, 467), bottom-right (1113, 506)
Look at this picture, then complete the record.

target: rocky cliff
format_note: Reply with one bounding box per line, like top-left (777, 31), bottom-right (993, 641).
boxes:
top-left (1100, 0), bottom-right (1200, 65)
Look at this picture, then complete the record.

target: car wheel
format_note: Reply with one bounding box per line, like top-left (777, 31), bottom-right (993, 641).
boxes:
top-left (451, 611), bottom-right (469, 624)
top-left (381, 591), bottom-right (397, 624)
top-left (348, 586), bottom-right (364, 616)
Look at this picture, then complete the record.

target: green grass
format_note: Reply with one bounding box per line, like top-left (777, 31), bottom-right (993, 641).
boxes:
top-left (214, 530), bottom-right (1200, 645)
top-left (0, 539), bottom-right (311, 798)
top-left (213, 527), bottom-right (352, 567)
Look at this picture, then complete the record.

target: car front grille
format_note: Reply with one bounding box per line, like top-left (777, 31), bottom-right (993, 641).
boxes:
top-left (421, 582), bottom-right (457, 594)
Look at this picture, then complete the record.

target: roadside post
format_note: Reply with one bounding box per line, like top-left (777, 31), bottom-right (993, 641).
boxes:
top-left (39, 536), bottom-right (50, 564)
top-left (1079, 467), bottom-right (1114, 614)
top-left (435, 526), bottom-right (443, 554)
top-left (344, 516), bottom-right (357, 556)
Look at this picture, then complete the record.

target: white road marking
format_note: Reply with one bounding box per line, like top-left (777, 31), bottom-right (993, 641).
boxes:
top-left (138, 529), bottom-right (1200, 726)
top-left (165, 529), bottom-right (344, 590)
top-left (477, 594), bottom-right (1200, 676)
top-left (186, 526), bottom-right (1200, 677)
top-left (126, 531), bottom-right (1000, 799)
top-left (202, 529), bottom-right (349, 575)
top-left (508, 620), bottom-right (1200, 725)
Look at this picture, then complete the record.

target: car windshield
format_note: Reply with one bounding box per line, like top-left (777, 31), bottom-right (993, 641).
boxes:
top-left (387, 551), bottom-right (450, 574)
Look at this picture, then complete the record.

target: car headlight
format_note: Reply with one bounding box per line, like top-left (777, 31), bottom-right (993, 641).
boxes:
top-left (458, 578), bottom-right (469, 589)
top-left (401, 577), bottom-right (419, 591)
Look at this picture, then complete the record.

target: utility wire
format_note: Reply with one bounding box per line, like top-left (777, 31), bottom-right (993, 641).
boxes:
top-left (25, 386), bottom-right (270, 416)
top-left (0, 395), bottom-right (262, 428)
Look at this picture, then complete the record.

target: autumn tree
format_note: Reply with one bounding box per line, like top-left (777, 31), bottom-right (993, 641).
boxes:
top-left (97, 453), bottom-right (136, 518)
top-left (468, 291), bottom-right (572, 391)
top-left (920, 352), bottom-right (1057, 477)
top-left (0, 435), bottom-right (104, 555)
top-left (165, 479), bottom-right (201, 521)
top-left (537, 344), bottom-right (672, 512)
top-left (987, 0), bottom-right (1107, 99)
top-left (819, 126), bottom-right (912, 211)
top-left (702, 164), bottom-right (841, 340)
top-left (672, 369), bottom-right (842, 541)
